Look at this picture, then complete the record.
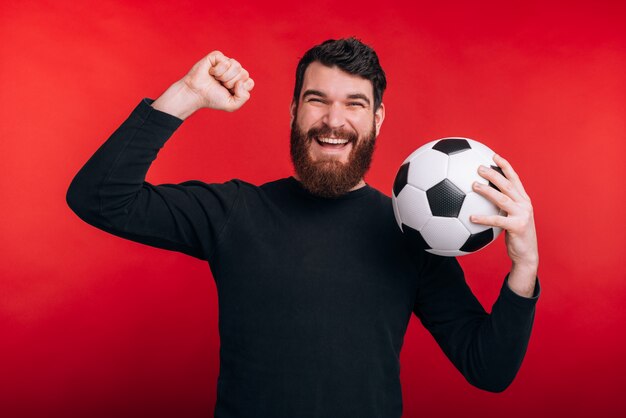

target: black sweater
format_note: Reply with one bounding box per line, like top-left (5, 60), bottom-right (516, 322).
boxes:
top-left (67, 99), bottom-right (540, 418)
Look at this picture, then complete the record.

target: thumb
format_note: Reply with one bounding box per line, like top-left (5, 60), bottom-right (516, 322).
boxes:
top-left (230, 78), bottom-right (253, 108)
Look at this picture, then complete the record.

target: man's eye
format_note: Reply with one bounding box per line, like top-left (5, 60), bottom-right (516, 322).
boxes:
top-left (347, 102), bottom-right (365, 107)
top-left (307, 98), bottom-right (324, 103)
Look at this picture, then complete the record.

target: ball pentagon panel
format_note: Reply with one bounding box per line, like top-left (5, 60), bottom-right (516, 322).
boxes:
top-left (426, 179), bottom-right (465, 218)
top-left (402, 224), bottom-right (432, 251)
top-left (392, 193), bottom-right (403, 231)
top-left (460, 228), bottom-right (496, 253)
top-left (393, 162), bottom-right (410, 197)
top-left (432, 137), bottom-right (472, 155)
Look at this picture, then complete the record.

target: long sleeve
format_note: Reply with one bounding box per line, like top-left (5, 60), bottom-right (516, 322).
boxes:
top-left (66, 99), bottom-right (241, 260)
top-left (412, 253), bottom-right (540, 392)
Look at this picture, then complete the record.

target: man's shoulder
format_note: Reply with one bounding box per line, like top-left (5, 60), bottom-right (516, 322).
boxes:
top-left (363, 184), bottom-right (393, 209)
top-left (185, 177), bottom-right (294, 200)
top-left (259, 177), bottom-right (294, 190)
top-left (367, 184), bottom-right (391, 199)
top-left (186, 177), bottom-right (289, 192)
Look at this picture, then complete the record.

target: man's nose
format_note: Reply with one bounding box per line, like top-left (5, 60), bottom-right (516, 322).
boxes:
top-left (322, 103), bottom-right (346, 129)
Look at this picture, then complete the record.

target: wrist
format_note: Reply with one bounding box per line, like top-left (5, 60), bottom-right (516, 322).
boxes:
top-left (508, 261), bottom-right (538, 298)
top-left (151, 80), bottom-right (203, 120)
top-left (511, 257), bottom-right (539, 276)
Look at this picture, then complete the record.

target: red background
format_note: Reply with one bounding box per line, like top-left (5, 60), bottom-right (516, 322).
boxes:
top-left (1, 0), bottom-right (625, 417)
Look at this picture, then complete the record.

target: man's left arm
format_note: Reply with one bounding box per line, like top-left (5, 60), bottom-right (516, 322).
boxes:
top-left (413, 154), bottom-right (540, 393)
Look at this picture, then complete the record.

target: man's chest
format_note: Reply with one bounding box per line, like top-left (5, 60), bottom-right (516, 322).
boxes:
top-left (210, 205), bottom-right (419, 326)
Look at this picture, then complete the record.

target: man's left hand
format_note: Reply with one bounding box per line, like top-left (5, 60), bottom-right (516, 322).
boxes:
top-left (470, 154), bottom-right (539, 297)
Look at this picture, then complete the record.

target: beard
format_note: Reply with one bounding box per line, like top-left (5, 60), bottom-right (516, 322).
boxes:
top-left (290, 121), bottom-right (377, 198)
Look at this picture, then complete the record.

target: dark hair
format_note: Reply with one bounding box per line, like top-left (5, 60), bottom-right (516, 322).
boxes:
top-left (292, 37), bottom-right (387, 111)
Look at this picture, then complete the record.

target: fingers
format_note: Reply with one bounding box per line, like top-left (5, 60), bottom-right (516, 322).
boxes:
top-left (198, 50), bottom-right (254, 111)
top-left (493, 154), bottom-right (530, 201)
top-left (230, 78), bottom-right (255, 107)
top-left (472, 155), bottom-right (538, 269)
top-left (469, 213), bottom-right (507, 229)
top-left (471, 155), bottom-right (534, 235)
top-left (209, 56), bottom-right (250, 90)
top-left (469, 209), bottom-right (532, 241)
top-left (472, 180), bottom-right (517, 214)
top-left (206, 50), bottom-right (226, 68)
top-left (476, 163), bottom-right (523, 204)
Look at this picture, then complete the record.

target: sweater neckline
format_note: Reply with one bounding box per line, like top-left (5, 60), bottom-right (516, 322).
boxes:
top-left (286, 176), bottom-right (374, 201)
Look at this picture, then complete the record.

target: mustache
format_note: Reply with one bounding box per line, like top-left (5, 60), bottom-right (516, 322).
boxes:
top-left (306, 125), bottom-right (358, 144)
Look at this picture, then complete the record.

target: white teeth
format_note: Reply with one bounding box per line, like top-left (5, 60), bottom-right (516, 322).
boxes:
top-left (319, 137), bottom-right (349, 145)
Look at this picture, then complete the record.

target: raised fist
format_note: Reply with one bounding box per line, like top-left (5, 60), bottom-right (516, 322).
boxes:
top-left (181, 51), bottom-right (255, 112)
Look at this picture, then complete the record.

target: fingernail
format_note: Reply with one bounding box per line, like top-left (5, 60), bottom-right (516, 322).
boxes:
top-left (478, 165), bottom-right (487, 172)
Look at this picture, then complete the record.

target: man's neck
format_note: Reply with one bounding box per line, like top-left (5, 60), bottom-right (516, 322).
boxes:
top-left (350, 179), bottom-right (366, 191)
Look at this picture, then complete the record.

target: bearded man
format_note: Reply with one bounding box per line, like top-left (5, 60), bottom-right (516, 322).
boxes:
top-left (67, 38), bottom-right (539, 418)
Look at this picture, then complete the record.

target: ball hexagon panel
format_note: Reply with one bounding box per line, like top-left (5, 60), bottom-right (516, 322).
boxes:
top-left (406, 148), bottom-right (449, 191)
top-left (467, 139), bottom-right (496, 162)
top-left (401, 146), bottom-right (429, 164)
top-left (426, 179), bottom-right (465, 217)
top-left (447, 149), bottom-right (492, 194)
top-left (421, 217), bottom-right (470, 252)
top-left (426, 248), bottom-right (469, 257)
top-left (458, 191), bottom-right (503, 234)
top-left (395, 184), bottom-right (431, 231)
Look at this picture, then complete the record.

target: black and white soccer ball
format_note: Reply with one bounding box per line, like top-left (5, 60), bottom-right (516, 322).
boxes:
top-left (392, 137), bottom-right (505, 257)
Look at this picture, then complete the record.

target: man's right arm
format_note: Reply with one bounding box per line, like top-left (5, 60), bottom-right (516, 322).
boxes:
top-left (66, 51), bottom-right (254, 260)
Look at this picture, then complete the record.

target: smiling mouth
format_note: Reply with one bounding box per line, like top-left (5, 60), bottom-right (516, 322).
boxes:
top-left (315, 137), bottom-right (351, 149)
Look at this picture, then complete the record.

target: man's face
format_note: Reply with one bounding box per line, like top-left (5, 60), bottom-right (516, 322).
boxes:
top-left (290, 62), bottom-right (385, 198)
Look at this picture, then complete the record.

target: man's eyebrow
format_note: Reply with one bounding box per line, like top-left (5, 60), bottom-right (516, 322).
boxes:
top-left (302, 90), bottom-right (371, 105)
top-left (302, 89), bottom-right (327, 98)
top-left (346, 93), bottom-right (370, 105)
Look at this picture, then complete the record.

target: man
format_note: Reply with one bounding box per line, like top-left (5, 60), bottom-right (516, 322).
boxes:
top-left (67, 38), bottom-right (539, 418)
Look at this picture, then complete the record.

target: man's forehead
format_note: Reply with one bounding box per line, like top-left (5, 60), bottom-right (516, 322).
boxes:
top-left (301, 62), bottom-right (374, 100)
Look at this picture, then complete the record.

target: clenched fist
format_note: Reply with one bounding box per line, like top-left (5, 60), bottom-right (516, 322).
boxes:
top-left (152, 51), bottom-right (255, 119)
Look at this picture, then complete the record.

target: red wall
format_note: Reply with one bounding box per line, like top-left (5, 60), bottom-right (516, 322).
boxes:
top-left (1, 0), bottom-right (625, 417)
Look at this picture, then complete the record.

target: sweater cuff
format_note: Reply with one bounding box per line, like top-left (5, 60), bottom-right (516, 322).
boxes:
top-left (501, 274), bottom-right (540, 307)
top-left (134, 98), bottom-right (185, 130)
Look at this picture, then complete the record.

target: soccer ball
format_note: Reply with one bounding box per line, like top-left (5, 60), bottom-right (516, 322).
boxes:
top-left (392, 137), bottom-right (505, 257)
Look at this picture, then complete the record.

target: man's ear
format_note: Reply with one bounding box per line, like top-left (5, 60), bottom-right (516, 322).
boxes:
top-left (374, 102), bottom-right (385, 136)
top-left (290, 101), bottom-right (297, 127)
